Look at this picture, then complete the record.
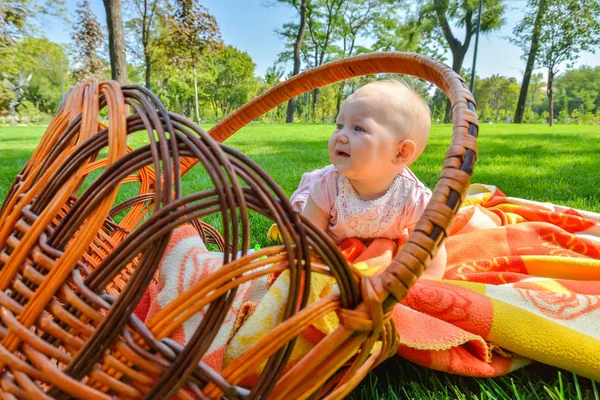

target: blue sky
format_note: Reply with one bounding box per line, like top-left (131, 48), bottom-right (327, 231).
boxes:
top-left (42, 0), bottom-right (599, 81)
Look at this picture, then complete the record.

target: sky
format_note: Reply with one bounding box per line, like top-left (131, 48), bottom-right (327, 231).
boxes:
top-left (41, 0), bottom-right (599, 82)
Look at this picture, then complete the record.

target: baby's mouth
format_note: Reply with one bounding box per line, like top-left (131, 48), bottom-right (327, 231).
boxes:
top-left (336, 150), bottom-right (350, 157)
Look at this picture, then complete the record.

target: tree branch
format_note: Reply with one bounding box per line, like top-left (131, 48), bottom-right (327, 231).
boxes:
top-left (463, 7), bottom-right (473, 53)
top-left (434, 1), bottom-right (461, 58)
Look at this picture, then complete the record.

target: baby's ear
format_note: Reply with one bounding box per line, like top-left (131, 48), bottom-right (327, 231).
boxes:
top-left (393, 139), bottom-right (417, 166)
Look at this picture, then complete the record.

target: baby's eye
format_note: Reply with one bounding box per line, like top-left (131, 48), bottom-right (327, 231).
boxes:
top-left (336, 123), bottom-right (344, 130)
top-left (354, 125), bottom-right (365, 132)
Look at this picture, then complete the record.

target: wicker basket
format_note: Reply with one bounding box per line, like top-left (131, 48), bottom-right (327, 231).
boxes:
top-left (0, 52), bottom-right (478, 399)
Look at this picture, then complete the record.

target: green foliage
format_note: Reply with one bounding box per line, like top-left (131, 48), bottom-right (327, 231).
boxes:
top-left (333, 0), bottom-right (378, 57)
top-left (157, 0), bottom-right (222, 122)
top-left (260, 63), bottom-right (287, 122)
top-left (16, 99), bottom-right (41, 121)
top-left (474, 75), bottom-right (520, 122)
top-left (371, 1), bottom-right (446, 59)
top-left (554, 66), bottom-right (600, 119)
top-left (203, 45), bottom-right (258, 120)
top-left (413, 0), bottom-right (506, 122)
top-left (1, 0), bottom-right (599, 127)
top-left (0, 81), bottom-right (16, 107)
top-left (0, 36), bottom-right (70, 113)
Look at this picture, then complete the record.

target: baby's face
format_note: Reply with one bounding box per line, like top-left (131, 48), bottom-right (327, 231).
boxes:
top-left (329, 91), bottom-right (408, 181)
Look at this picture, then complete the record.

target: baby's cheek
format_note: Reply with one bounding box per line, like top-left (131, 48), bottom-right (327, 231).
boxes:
top-left (327, 136), bottom-right (336, 151)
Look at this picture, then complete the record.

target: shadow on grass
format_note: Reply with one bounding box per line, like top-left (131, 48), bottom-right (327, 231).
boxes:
top-left (0, 136), bottom-right (46, 142)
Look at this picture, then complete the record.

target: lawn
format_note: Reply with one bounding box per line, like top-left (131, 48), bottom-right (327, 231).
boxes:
top-left (1, 123), bottom-right (599, 399)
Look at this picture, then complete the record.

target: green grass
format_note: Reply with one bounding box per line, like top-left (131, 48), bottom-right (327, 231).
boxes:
top-left (1, 123), bottom-right (599, 399)
top-left (2, 123), bottom-right (599, 214)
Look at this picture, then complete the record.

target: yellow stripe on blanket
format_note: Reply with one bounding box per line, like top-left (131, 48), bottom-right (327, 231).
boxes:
top-left (434, 279), bottom-right (488, 295)
top-left (224, 270), bottom-right (338, 384)
top-left (523, 256), bottom-right (600, 281)
top-left (489, 297), bottom-right (600, 381)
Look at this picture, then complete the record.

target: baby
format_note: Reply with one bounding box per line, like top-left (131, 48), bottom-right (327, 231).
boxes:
top-left (290, 80), bottom-right (446, 280)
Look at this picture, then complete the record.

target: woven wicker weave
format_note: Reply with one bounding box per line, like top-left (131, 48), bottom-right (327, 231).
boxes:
top-left (0, 52), bottom-right (478, 399)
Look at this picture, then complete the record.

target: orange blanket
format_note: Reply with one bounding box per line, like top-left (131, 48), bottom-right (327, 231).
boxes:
top-left (138, 184), bottom-right (600, 383)
top-left (391, 184), bottom-right (600, 379)
top-left (225, 184), bottom-right (600, 382)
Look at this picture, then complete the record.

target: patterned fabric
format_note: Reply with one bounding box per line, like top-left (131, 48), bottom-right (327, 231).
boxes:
top-left (138, 184), bottom-right (600, 384)
top-left (133, 225), bottom-right (267, 371)
top-left (225, 183), bottom-right (600, 383)
top-left (394, 184), bottom-right (600, 379)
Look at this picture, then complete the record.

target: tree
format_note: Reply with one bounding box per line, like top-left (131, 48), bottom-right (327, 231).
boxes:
top-left (103, 0), bottom-right (128, 84)
top-left (272, 0), bottom-right (309, 123)
top-left (304, 0), bottom-right (345, 118)
top-left (474, 74), bottom-right (519, 122)
top-left (513, 0), bottom-right (548, 123)
top-left (1, 1), bottom-right (29, 47)
top-left (0, 37), bottom-right (70, 113)
top-left (1, 0), bottom-right (66, 48)
top-left (163, 0), bottom-right (222, 123)
top-left (554, 66), bottom-right (600, 122)
top-left (264, 63), bottom-right (287, 121)
top-left (333, 0), bottom-right (379, 113)
top-left (72, 0), bottom-right (105, 81)
top-left (124, 0), bottom-right (164, 88)
top-left (514, 0), bottom-right (600, 126)
top-left (204, 45), bottom-right (257, 120)
top-left (372, 1), bottom-right (446, 58)
top-left (525, 72), bottom-right (545, 121)
top-left (416, 0), bottom-right (506, 122)
top-left (276, 0), bottom-right (355, 121)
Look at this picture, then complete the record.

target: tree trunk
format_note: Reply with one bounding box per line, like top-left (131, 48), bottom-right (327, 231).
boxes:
top-left (435, 4), bottom-right (472, 123)
top-left (444, 49), bottom-right (467, 123)
top-left (103, 0), bottom-right (128, 85)
top-left (514, 0), bottom-right (548, 123)
top-left (193, 65), bottom-right (200, 123)
top-left (547, 68), bottom-right (554, 127)
top-left (335, 81), bottom-right (346, 116)
top-left (144, 54), bottom-right (152, 89)
top-left (286, 0), bottom-right (308, 123)
top-left (286, 99), bottom-right (298, 124)
top-left (312, 89), bottom-right (319, 121)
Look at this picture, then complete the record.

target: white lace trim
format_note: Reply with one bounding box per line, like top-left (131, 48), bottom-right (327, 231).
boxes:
top-left (334, 173), bottom-right (414, 239)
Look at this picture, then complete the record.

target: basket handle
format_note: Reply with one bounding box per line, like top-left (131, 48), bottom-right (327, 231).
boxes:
top-left (187, 52), bottom-right (479, 304)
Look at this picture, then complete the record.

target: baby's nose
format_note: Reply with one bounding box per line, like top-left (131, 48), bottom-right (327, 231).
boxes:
top-left (335, 132), bottom-right (349, 143)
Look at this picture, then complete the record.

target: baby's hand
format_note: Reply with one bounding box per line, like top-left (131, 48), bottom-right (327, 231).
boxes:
top-left (398, 229), bottom-right (445, 280)
top-left (398, 228), bottom-right (409, 250)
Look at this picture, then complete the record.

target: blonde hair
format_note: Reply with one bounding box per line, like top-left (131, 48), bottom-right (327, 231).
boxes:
top-left (354, 79), bottom-right (431, 162)
top-left (364, 79), bottom-right (431, 117)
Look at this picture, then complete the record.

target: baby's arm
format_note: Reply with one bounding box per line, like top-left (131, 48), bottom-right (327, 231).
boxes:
top-left (398, 228), bottom-right (446, 280)
top-left (302, 195), bottom-right (330, 233)
top-left (421, 243), bottom-right (446, 280)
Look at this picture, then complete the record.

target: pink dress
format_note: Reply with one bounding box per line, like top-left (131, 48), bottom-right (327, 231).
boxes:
top-left (290, 165), bottom-right (431, 244)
